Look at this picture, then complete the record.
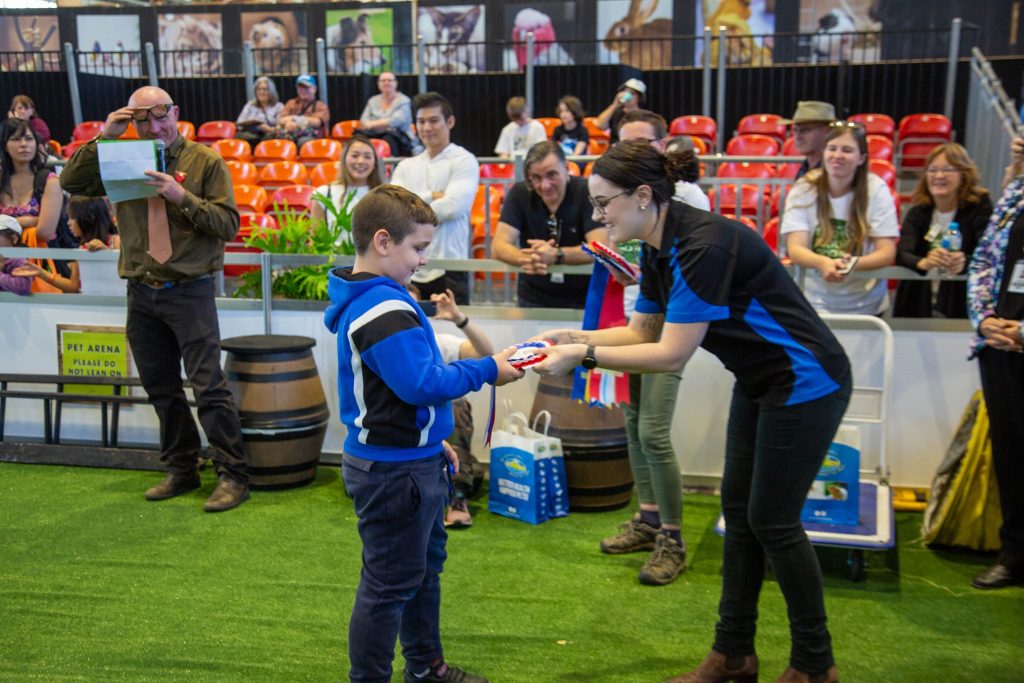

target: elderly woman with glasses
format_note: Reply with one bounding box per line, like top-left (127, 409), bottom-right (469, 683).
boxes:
top-left (781, 121), bottom-right (899, 315)
top-left (892, 143), bottom-right (992, 318)
top-left (235, 77), bottom-right (283, 146)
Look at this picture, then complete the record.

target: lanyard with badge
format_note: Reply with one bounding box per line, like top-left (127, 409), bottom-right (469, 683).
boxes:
top-left (547, 213), bottom-right (564, 284)
top-left (999, 192), bottom-right (1024, 295)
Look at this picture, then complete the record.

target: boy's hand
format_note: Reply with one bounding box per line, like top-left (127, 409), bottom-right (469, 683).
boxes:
top-left (491, 347), bottom-right (526, 386)
top-left (430, 289), bottom-right (461, 322)
top-left (442, 440), bottom-right (459, 476)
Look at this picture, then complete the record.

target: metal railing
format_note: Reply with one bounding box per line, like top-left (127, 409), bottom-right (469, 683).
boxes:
top-left (966, 48), bottom-right (1022, 194)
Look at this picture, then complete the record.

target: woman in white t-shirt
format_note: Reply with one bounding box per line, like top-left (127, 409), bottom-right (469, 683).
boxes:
top-left (781, 122), bottom-right (899, 314)
top-left (310, 135), bottom-right (383, 240)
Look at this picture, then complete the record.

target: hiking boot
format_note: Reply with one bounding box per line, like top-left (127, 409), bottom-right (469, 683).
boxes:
top-left (600, 515), bottom-right (659, 555)
top-left (144, 471), bottom-right (201, 501)
top-left (404, 662), bottom-right (489, 683)
top-left (638, 533), bottom-right (688, 586)
top-left (445, 496), bottom-right (473, 529)
top-left (203, 477), bottom-right (250, 512)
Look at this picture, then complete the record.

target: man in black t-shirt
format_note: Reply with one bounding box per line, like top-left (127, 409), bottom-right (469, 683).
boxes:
top-left (493, 141), bottom-right (607, 308)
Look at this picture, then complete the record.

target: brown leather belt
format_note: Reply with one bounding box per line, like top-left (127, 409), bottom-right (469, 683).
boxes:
top-left (132, 273), bottom-right (215, 289)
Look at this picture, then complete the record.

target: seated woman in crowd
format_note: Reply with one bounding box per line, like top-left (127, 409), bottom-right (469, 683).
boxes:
top-left (0, 215), bottom-right (34, 296)
top-left (1, 118), bottom-right (62, 243)
top-left (68, 196), bottom-right (122, 296)
top-left (310, 135), bottom-right (383, 240)
top-left (552, 95), bottom-right (589, 157)
top-left (235, 77), bottom-right (284, 147)
top-left (357, 72), bottom-right (418, 157)
top-left (275, 74), bottom-right (330, 148)
top-left (8, 95), bottom-right (50, 146)
top-left (893, 143), bottom-right (992, 318)
top-left (781, 121), bottom-right (899, 315)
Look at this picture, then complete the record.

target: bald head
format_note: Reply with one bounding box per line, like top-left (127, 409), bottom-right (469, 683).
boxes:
top-left (127, 86), bottom-right (179, 146)
top-left (128, 86), bottom-right (174, 108)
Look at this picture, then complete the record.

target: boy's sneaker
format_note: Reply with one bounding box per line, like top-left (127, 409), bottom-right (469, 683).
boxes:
top-left (444, 496), bottom-right (473, 529)
top-left (638, 533), bottom-right (688, 586)
top-left (599, 515), bottom-right (659, 554)
top-left (404, 662), bottom-right (488, 683)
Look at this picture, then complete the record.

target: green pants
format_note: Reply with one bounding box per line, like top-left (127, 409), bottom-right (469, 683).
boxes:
top-left (621, 371), bottom-right (683, 526)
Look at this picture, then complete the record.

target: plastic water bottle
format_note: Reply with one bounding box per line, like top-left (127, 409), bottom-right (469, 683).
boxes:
top-left (939, 221), bottom-right (962, 277)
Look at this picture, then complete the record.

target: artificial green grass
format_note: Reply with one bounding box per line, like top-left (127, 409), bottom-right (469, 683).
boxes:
top-left (1, 463), bottom-right (1021, 682)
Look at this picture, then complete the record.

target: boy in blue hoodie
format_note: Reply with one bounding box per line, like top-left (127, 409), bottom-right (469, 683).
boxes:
top-left (324, 185), bottom-right (523, 683)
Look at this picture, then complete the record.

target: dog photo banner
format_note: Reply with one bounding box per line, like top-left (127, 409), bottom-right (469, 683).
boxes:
top-left (158, 13), bottom-right (223, 77)
top-left (798, 0), bottom-right (881, 64)
top-left (325, 8), bottom-right (394, 75)
top-left (241, 11), bottom-right (310, 76)
top-left (417, 5), bottom-right (486, 74)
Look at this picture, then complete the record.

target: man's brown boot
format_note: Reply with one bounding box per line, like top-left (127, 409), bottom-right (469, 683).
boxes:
top-left (145, 471), bottom-right (201, 501)
top-left (665, 650), bottom-right (759, 683)
top-left (774, 666), bottom-right (838, 683)
top-left (203, 477), bottom-right (250, 512)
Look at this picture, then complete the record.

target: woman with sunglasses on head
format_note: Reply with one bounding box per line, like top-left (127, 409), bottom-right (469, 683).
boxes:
top-left (532, 141), bottom-right (850, 683)
top-left (893, 143), bottom-right (992, 318)
top-left (781, 122), bottom-right (899, 315)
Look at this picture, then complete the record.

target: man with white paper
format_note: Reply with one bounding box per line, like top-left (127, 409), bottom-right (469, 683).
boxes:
top-left (61, 86), bottom-right (250, 513)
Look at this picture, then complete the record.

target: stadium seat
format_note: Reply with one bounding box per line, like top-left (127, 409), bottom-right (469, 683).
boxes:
top-left (867, 135), bottom-right (894, 162)
top-left (233, 184), bottom-right (269, 214)
top-left (688, 136), bottom-right (709, 154)
top-left (253, 139), bottom-right (298, 167)
top-left (762, 216), bottom-right (780, 252)
top-left (777, 137), bottom-right (802, 178)
top-left (587, 138), bottom-right (609, 155)
top-left (869, 159), bottom-right (897, 190)
top-left (583, 161), bottom-right (595, 177)
top-left (669, 115), bottom-right (717, 147)
top-left (724, 214), bottom-right (759, 231)
top-left (226, 161), bottom-right (259, 187)
top-left (72, 121), bottom-right (105, 141)
top-left (737, 114), bottom-right (787, 143)
top-left (258, 161), bottom-right (308, 190)
top-left (480, 163), bottom-right (515, 179)
top-left (62, 140), bottom-right (86, 159)
top-left (369, 138), bottom-right (392, 159)
top-left (300, 138), bottom-right (342, 166)
top-left (331, 120), bottom-right (359, 141)
top-left (196, 121), bottom-right (237, 145)
top-left (269, 184), bottom-right (315, 217)
top-left (119, 125), bottom-right (139, 140)
top-left (567, 161), bottom-right (581, 177)
top-left (176, 121), bottom-right (196, 141)
top-left (47, 140), bottom-right (61, 157)
top-left (897, 113), bottom-right (952, 171)
top-left (535, 117), bottom-right (560, 139)
top-left (583, 117), bottom-right (610, 141)
top-left (225, 213), bottom-right (278, 277)
top-left (708, 183), bottom-right (767, 217)
top-left (726, 134), bottom-right (781, 157)
top-left (309, 161), bottom-right (339, 188)
top-left (717, 161), bottom-right (775, 179)
top-left (849, 113), bottom-right (895, 139)
top-left (210, 138), bottom-right (252, 163)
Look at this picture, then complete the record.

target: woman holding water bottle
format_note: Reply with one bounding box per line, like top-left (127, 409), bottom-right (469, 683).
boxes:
top-left (893, 143), bottom-right (992, 318)
top-left (781, 121), bottom-right (899, 315)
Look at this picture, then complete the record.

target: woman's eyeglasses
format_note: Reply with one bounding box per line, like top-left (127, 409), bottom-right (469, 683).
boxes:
top-left (588, 189), bottom-right (635, 217)
top-left (131, 104), bottom-right (174, 122)
top-left (926, 166), bottom-right (960, 175)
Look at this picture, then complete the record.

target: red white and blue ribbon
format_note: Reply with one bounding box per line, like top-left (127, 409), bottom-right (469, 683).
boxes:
top-left (571, 262), bottom-right (630, 407)
top-left (484, 340), bottom-right (553, 446)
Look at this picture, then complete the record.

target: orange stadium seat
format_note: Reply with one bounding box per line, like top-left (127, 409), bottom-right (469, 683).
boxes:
top-left (196, 121), bottom-right (237, 145)
top-left (226, 160), bottom-right (259, 187)
top-left (47, 140), bottom-right (61, 156)
top-left (583, 117), bottom-right (610, 141)
top-left (737, 114), bottom-right (787, 143)
top-left (253, 139), bottom-right (298, 167)
top-left (670, 115), bottom-right (717, 147)
top-left (176, 121), bottom-right (196, 141)
top-left (309, 162), bottom-right (339, 188)
top-left (210, 138), bottom-right (252, 163)
top-left (119, 124), bottom-right (139, 140)
top-left (233, 184), bottom-right (269, 214)
top-left (849, 113), bottom-right (895, 139)
top-left (300, 138), bottom-right (342, 166)
top-left (331, 120), bottom-right (359, 141)
top-left (588, 138), bottom-right (610, 155)
top-left (258, 161), bottom-right (307, 190)
top-left (535, 117), bottom-right (560, 139)
top-left (726, 134), bottom-right (780, 157)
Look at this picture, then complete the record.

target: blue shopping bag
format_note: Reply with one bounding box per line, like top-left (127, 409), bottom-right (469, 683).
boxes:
top-left (488, 412), bottom-right (569, 524)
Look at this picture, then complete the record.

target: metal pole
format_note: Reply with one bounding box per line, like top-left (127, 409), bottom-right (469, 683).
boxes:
top-left (702, 26), bottom-right (712, 118)
top-left (260, 252), bottom-right (272, 335)
top-left (144, 42), bottom-right (158, 87)
top-left (525, 31), bottom-right (535, 115)
top-left (716, 26), bottom-right (727, 153)
top-left (944, 18), bottom-right (963, 122)
top-left (417, 34), bottom-right (427, 94)
top-left (63, 42), bottom-right (83, 127)
top-left (315, 38), bottom-right (327, 100)
top-left (243, 41), bottom-right (256, 102)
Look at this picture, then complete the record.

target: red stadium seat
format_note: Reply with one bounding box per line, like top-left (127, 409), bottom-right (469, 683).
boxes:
top-left (196, 120), bottom-right (237, 145)
top-left (331, 120), bottom-right (359, 141)
top-left (253, 139), bottom-right (298, 167)
top-left (233, 184), bottom-right (269, 214)
top-left (309, 162), bottom-right (339, 188)
top-left (300, 138), bottom-right (343, 166)
top-left (176, 121), bottom-right (196, 141)
top-left (535, 117), bottom-right (560, 139)
top-left (897, 114), bottom-right (952, 171)
top-left (72, 121), bottom-right (105, 141)
top-left (226, 160), bottom-right (259, 187)
top-left (480, 163), bottom-right (515, 179)
top-left (849, 113), bottom-right (895, 139)
top-left (869, 159), bottom-right (897, 191)
top-left (258, 161), bottom-right (308, 190)
top-left (762, 216), bottom-right (780, 252)
top-left (210, 138), bottom-right (252, 163)
top-left (62, 140), bottom-right (86, 158)
top-left (670, 115), bottom-right (717, 147)
top-left (724, 214), bottom-right (759, 230)
top-left (717, 162), bottom-right (775, 179)
top-left (726, 134), bottom-right (780, 157)
top-left (737, 114), bottom-right (787, 143)
top-left (225, 213), bottom-right (279, 277)
top-left (781, 136), bottom-right (799, 156)
top-left (269, 184), bottom-right (315, 217)
top-left (708, 184), bottom-right (767, 217)
top-left (369, 138), bottom-right (392, 159)
top-left (867, 135), bottom-right (894, 162)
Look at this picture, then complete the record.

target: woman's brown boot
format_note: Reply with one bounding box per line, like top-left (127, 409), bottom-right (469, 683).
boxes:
top-left (665, 650), bottom-right (759, 683)
top-left (774, 665), bottom-right (838, 683)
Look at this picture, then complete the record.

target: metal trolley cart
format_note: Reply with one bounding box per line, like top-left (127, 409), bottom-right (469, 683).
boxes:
top-left (717, 314), bottom-right (895, 581)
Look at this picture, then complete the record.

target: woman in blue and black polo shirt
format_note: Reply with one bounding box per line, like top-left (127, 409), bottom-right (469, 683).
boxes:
top-left (534, 141), bottom-right (851, 683)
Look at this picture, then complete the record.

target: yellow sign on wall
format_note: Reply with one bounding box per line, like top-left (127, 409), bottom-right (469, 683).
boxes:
top-left (56, 325), bottom-right (133, 396)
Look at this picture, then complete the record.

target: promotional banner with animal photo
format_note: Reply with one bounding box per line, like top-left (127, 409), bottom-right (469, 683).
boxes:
top-left (799, 0), bottom-right (881, 63)
top-left (418, 5), bottom-right (485, 74)
top-left (596, 0), bottom-right (672, 70)
top-left (502, 3), bottom-right (580, 70)
top-left (241, 11), bottom-right (309, 75)
top-left (325, 8), bottom-right (393, 75)
top-left (76, 15), bottom-right (142, 77)
top-left (0, 16), bottom-right (61, 72)
top-left (696, 0), bottom-right (775, 66)
top-left (158, 13), bottom-right (223, 77)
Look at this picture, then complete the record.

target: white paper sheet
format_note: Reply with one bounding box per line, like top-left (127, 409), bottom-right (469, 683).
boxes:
top-left (98, 140), bottom-right (162, 203)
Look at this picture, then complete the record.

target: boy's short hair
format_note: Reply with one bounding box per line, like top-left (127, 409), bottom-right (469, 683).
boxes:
top-left (352, 185), bottom-right (438, 254)
top-left (617, 109), bottom-right (668, 139)
top-left (506, 96), bottom-right (527, 120)
top-left (411, 91), bottom-right (453, 120)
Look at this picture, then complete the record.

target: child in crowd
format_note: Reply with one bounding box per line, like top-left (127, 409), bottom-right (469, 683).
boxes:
top-left (8, 95), bottom-right (50, 145)
top-left (0, 215), bottom-right (33, 295)
top-left (323, 184), bottom-right (523, 683)
top-left (553, 95), bottom-right (589, 157)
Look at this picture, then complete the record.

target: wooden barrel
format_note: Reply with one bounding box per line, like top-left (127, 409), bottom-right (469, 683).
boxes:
top-left (530, 374), bottom-right (633, 512)
top-left (221, 335), bottom-right (329, 491)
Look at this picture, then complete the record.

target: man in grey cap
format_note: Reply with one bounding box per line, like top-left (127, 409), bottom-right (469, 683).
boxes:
top-left (276, 73), bottom-right (331, 147)
top-left (595, 78), bottom-right (646, 144)
top-left (780, 100), bottom-right (836, 180)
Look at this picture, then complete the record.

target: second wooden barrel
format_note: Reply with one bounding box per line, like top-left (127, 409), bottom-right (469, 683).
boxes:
top-left (221, 335), bottom-right (330, 491)
top-left (530, 374), bottom-right (633, 512)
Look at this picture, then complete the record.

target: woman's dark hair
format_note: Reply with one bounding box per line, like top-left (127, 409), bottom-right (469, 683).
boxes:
top-left (67, 196), bottom-right (117, 245)
top-left (1, 117), bottom-right (45, 198)
top-left (593, 140), bottom-right (699, 207)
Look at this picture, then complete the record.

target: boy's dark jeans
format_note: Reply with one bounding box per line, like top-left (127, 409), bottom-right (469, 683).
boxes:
top-left (343, 452), bottom-right (450, 683)
top-left (714, 377), bottom-right (851, 674)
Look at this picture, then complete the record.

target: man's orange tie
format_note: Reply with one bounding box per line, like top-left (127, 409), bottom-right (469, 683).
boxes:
top-left (147, 196), bottom-right (172, 264)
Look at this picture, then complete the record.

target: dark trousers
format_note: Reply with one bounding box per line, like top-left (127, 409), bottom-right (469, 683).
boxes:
top-left (413, 272), bottom-right (470, 306)
top-left (342, 453), bottom-right (450, 683)
top-left (977, 348), bottom-right (1024, 569)
top-left (715, 378), bottom-right (851, 674)
top-left (126, 278), bottom-right (248, 484)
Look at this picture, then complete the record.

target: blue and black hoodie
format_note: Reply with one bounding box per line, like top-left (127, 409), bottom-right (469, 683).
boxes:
top-left (324, 267), bottom-right (497, 462)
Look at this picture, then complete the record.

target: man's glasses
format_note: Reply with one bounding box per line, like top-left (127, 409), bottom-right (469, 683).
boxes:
top-left (131, 104), bottom-right (174, 122)
top-left (829, 120), bottom-right (863, 130)
top-left (588, 189), bottom-right (634, 217)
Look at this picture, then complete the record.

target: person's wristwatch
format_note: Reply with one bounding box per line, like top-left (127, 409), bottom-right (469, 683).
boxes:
top-left (555, 247), bottom-right (565, 265)
top-left (580, 345), bottom-right (597, 370)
